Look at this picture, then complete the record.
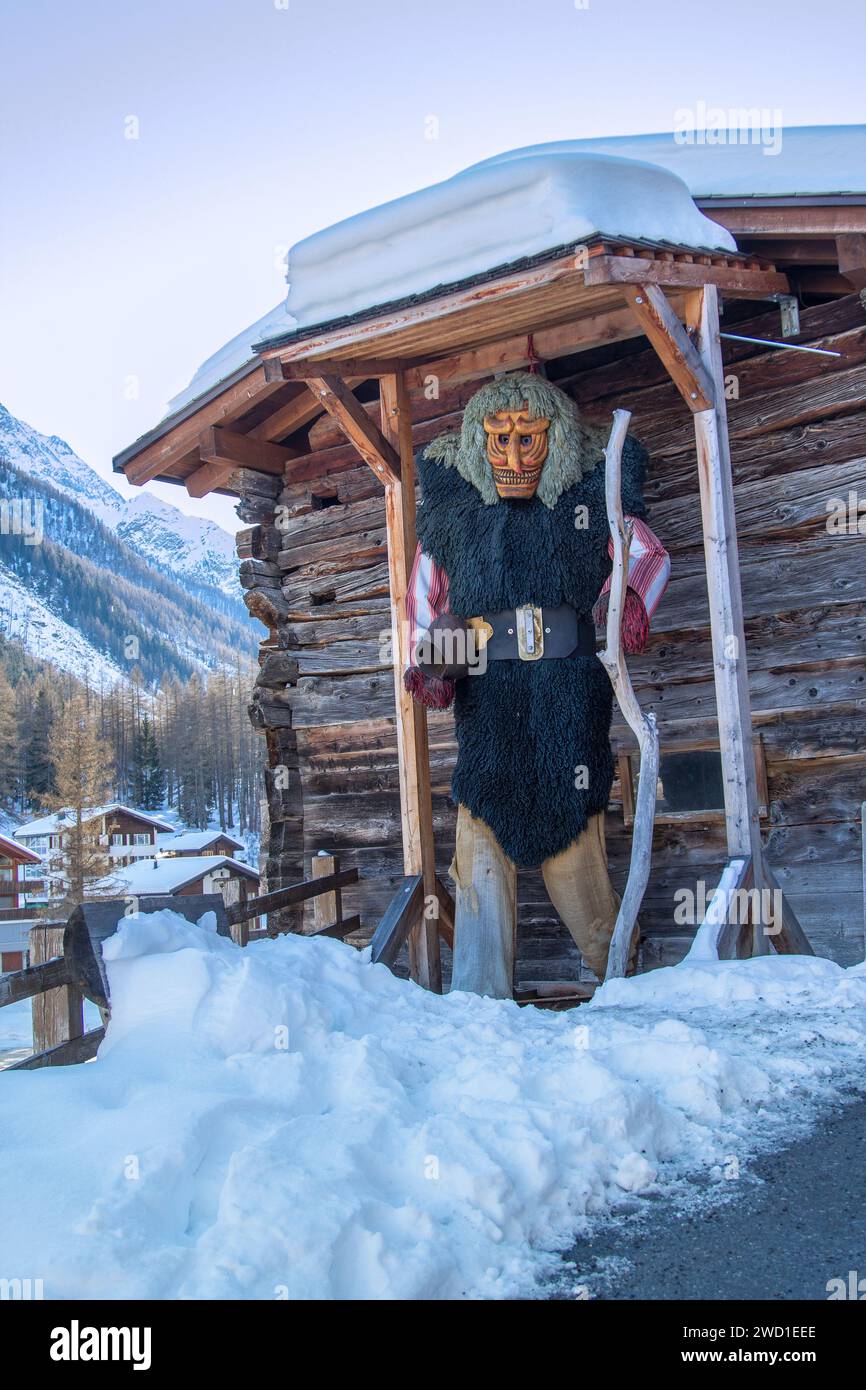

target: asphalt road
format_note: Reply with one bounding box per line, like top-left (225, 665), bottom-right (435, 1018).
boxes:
top-left (551, 1095), bottom-right (866, 1300)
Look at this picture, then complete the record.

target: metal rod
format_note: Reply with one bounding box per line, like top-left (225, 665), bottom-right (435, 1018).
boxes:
top-left (719, 332), bottom-right (842, 357)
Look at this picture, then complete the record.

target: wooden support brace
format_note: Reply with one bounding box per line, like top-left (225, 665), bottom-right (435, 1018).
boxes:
top-left (308, 375), bottom-right (401, 486)
top-left (187, 426), bottom-right (299, 497)
top-left (623, 284), bottom-right (715, 412)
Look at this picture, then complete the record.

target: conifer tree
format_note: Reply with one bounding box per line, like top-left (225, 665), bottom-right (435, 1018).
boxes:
top-left (46, 693), bottom-right (117, 908)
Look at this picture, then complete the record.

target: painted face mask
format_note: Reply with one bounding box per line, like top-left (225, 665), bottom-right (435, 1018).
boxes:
top-left (482, 405), bottom-right (551, 499)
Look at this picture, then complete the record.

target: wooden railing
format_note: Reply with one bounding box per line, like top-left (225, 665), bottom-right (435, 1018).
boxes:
top-left (0, 856), bottom-right (362, 1071)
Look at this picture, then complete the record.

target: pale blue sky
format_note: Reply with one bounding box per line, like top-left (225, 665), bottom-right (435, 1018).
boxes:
top-left (2, 0), bottom-right (864, 530)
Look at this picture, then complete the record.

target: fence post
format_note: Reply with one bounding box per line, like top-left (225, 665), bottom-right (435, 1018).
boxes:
top-left (309, 852), bottom-right (340, 934)
top-left (29, 922), bottom-right (83, 1054)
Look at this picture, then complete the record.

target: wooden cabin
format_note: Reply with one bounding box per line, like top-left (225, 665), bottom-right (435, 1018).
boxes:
top-left (114, 135), bottom-right (866, 987)
top-left (156, 830), bottom-right (245, 858)
top-left (0, 833), bottom-right (43, 972)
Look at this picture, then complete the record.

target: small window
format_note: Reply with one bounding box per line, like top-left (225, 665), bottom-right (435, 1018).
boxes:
top-left (133, 833), bottom-right (151, 845)
top-left (616, 736), bottom-right (769, 826)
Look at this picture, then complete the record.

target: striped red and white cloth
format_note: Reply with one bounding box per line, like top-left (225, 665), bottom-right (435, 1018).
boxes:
top-left (406, 515), bottom-right (670, 656)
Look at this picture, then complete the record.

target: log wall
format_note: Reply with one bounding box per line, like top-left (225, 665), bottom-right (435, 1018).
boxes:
top-left (240, 292), bottom-right (866, 979)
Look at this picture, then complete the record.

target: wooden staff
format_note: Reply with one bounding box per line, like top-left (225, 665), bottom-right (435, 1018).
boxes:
top-left (598, 408), bottom-right (660, 980)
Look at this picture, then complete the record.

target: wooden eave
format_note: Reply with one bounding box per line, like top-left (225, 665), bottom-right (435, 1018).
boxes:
top-left (113, 235), bottom-right (789, 498)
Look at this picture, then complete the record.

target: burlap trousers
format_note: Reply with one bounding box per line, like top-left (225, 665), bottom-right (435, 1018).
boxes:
top-left (448, 804), bottom-right (634, 997)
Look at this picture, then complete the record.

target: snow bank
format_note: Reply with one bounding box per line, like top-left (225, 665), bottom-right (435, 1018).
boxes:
top-left (1, 911), bottom-right (864, 1300)
top-left (277, 150), bottom-right (736, 331)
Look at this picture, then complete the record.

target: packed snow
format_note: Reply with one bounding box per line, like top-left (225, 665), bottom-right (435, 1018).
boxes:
top-left (1, 909), bottom-right (864, 1300)
top-left (277, 150), bottom-right (735, 332)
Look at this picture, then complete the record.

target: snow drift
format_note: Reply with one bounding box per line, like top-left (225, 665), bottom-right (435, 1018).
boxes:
top-left (1, 911), bottom-right (864, 1300)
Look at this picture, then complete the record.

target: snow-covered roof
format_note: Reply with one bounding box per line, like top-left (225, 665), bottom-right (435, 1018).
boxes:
top-left (156, 829), bottom-right (245, 853)
top-left (517, 125), bottom-right (866, 200)
top-left (162, 126), bottom-right (865, 419)
top-left (0, 831), bottom-right (41, 864)
top-left (97, 854), bottom-right (259, 896)
top-left (14, 805), bottom-right (175, 840)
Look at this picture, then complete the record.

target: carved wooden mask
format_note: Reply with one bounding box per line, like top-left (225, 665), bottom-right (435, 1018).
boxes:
top-left (482, 405), bottom-right (551, 499)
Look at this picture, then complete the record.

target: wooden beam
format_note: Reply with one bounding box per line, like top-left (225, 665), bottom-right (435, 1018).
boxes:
top-left (380, 371), bottom-right (441, 991)
top-left (264, 357), bottom-right (412, 382)
top-left (185, 425), bottom-right (301, 498)
top-left (703, 205), bottom-right (866, 239)
top-left (623, 284), bottom-right (715, 412)
top-left (836, 233), bottom-right (866, 289)
top-left (585, 253), bottom-right (789, 298)
top-left (122, 364), bottom-right (285, 486)
top-left (687, 285), bottom-right (768, 954)
top-left (308, 375), bottom-right (401, 486)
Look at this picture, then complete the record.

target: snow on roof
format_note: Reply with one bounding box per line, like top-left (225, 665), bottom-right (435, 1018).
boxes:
top-left (277, 149), bottom-right (736, 332)
top-left (15, 805), bottom-right (175, 839)
top-left (0, 831), bottom-right (41, 864)
top-left (510, 125), bottom-right (866, 200)
top-left (156, 829), bottom-right (245, 853)
top-left (165, 126), bottom-right (864, 417)
top-left (97, 854), bottom-right (259, 896)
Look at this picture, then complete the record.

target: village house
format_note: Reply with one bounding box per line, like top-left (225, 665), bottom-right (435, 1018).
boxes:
top-left (155, 829), bottom-right (245, 858)
top-left (14, 805), bottom-right (175, 905)
top-left (0, 831), bottom-right (43, 972)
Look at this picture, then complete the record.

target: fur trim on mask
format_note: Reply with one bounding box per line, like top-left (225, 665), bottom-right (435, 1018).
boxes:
top-left (428, 371), bottom-right (608, 509)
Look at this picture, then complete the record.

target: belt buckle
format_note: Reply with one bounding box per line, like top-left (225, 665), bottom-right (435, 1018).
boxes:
top-left (516, 604), bottom-right (544, 661)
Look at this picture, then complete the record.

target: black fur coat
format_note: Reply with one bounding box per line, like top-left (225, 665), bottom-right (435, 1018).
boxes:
top-left (415, 437), bottom-right (647, 867)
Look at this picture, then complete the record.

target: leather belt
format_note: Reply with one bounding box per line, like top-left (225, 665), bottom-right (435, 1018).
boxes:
top-left (467, 604), bottom-right (596, 662)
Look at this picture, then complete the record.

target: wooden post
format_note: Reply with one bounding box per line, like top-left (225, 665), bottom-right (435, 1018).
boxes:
top-left (220, 876), bottom-right (250, 947)
top-left (379, 372), bottom-right (442, 991)
top-left (310, 852), bottom-right (341, 934)
top-left (29, 922), bottom-right (83, 1055)
top-left (687, 285), bottom-right (769, 955)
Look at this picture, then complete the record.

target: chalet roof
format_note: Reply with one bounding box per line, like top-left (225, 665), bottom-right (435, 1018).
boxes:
top-left (98, 854), bottom-right (259, 896)
top-left (141, 127), bottom-right (863, 430)
top-left (14, 805), bottom-right (175, 840)
top-left (156, 829), bottom-right (246, 853)
top-left (0, 831), bottom-right (42, 864)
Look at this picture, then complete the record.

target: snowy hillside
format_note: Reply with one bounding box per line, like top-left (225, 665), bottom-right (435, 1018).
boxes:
top-left (1, 911), bottom-right (864, 1299)
top-left (0, 403), bottom-right (240, 600)
top-left (0, 453), bottom-right (257, 687)
top-left (0, 561), bottom-right (126, 686)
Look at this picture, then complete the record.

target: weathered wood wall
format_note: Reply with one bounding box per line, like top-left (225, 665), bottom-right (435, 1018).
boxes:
top-left (240, 292), bottom-right (866, 978)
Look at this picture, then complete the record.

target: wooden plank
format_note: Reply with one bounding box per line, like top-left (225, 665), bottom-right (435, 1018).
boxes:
top-left (0, 955), bottom-right (71, 1008)
top-left (586, 254), bottom-right (789, 297)
top-left (380, 371), bottom-right (441, 991)
top-left (369, 875), bottom-right (424, 968)
top-left (705, 206), bottom-right (866, 239)
top-left (307, 376), bottom-right (401, 486)
top-left (186, 426), bottom-right (299, 498)
top-left (623, 284), bottom-right (715, 412)
top-left (9, 1027), bottom-right (105, 1070)
top-left (688, 285), bottom-right (768, 954)
top-left (309, 913), bottom-right (362, 941)
top-left (264, 358), bottom-right (411, 381)
top-left (226, 867), bottom-right (358, 923)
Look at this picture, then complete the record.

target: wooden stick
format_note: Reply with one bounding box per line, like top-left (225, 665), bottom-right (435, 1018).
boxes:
top-left (597, 408), bottom-right (660, 981)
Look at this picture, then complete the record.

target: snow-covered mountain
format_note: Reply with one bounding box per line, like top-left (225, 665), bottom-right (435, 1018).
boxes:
top-left (0, 403), bottom-right (240, 599)
top-left (0, 403), bottom-right (257, 687)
